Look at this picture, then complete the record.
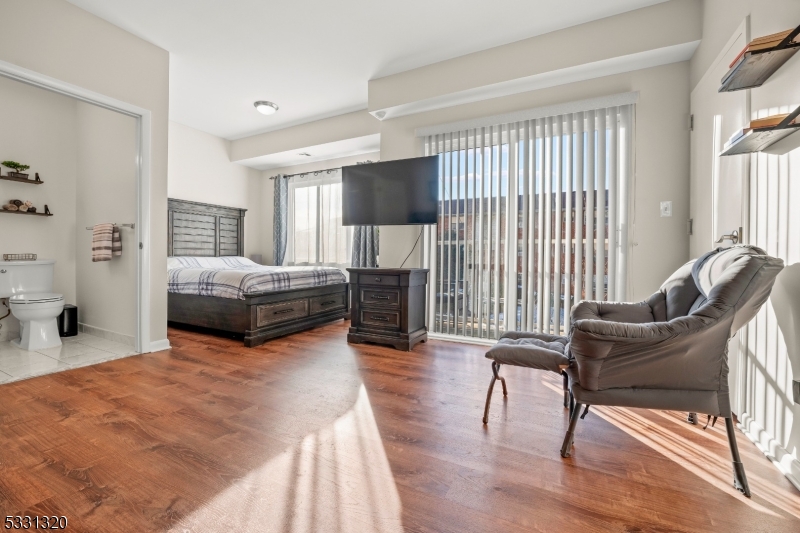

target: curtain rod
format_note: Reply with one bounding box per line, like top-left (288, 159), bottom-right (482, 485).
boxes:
top-left (269, 160), bottom-right (377, 180)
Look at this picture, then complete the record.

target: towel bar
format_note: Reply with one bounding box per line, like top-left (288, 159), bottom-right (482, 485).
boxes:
top-left (85, 223), bottom-right (135, 230)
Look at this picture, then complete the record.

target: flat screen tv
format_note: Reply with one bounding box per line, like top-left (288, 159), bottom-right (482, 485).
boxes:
top-left (341, 155), bottom-right (440, 226)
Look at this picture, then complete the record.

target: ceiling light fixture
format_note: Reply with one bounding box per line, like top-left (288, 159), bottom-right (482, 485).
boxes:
top-left (254, 101), bottom-right (279, 115)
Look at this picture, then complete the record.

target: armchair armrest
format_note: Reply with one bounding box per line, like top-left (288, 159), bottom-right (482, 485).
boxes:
top-left (571, 300), bottom-right (655, 325)
top-left (572, 314), bottom-right (708, 340)
top-left (570, 311), bottom-right (726, 392)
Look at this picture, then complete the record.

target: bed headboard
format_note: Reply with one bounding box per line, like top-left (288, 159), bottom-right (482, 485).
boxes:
top-left (167, 198), bottom-right (246, 257)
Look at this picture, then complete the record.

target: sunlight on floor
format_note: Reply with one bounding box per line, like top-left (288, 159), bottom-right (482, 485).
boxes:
top-left (168, 384), bottom-right (403, 533)
top-left (540, 375), bottom-right (800, 520)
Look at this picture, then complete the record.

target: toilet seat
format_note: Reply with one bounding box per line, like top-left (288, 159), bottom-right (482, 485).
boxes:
top-left (9, 292), bottom-right (65, 308)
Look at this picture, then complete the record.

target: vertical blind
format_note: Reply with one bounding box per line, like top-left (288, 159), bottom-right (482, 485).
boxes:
top-left (421, 105), bottom-right (633, 340)
top-left (739, 147), bottom-right (795, 462)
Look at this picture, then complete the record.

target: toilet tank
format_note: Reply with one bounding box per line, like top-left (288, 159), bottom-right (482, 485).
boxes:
top-left (0, 260), bottom-right (56, 298)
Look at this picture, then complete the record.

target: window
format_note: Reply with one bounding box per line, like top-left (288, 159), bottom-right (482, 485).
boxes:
top-left (421, 104), bottom-right (633, 339)
top-left (286, 170), bottom-right (351, 268)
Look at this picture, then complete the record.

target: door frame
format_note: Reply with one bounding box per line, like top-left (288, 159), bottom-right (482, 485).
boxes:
top-left (0, 59), bottom-right (154, 354)
top-left (690, 17), bottom-right (751, 414)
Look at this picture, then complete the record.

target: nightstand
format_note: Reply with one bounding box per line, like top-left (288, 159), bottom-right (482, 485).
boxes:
top-left (346, 267), bottom-right (429, 351)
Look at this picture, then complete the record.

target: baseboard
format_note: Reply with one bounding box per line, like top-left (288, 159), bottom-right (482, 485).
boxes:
top-left (738, 412), bottom-right (800, 491)
top-left (78, 323), bottom-right (135, 347)
top-left (148, 339), bottom-right (171, 353)
top-left (427, 332), bottom-right (495, 347)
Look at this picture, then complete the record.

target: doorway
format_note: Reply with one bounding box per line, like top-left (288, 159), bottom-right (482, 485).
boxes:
top-left (0, 59), bottom-right (153, 355)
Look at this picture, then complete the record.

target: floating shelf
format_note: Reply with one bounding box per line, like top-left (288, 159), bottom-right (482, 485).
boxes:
top-left (721, 106), bottom-right (800, 156)
top-left (0, 175), bottom-right (43, 185)
top-left (0, 209), bottom-right (52, 217)
top-left (720, 26), bottom-right (800, 92)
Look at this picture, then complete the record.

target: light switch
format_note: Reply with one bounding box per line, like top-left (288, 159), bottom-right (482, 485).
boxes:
top-left (660, 201), bottom-right (673, 217)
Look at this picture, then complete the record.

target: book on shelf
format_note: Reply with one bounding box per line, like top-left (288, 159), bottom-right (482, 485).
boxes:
top-left (729, 28), bottom-right (800, 68)
top-left (726, 129), bottom-right (748, 149)
top-left (750, 113), bottom-right (796, 129)
top-left (725, 113), bottom-right (799, 149)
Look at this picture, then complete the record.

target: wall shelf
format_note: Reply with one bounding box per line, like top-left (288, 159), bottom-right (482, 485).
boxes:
top-left (0, 175), bottom-right (43, 185)
top-left (721, 106), bottom-right (800, 156)
top-left (720, 25), bottom-right (800, 92)
top-left (0, 209), bottom-right (52, 217)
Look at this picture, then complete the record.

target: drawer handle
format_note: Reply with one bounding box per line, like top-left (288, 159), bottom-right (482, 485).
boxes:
top-left (320, 300), bottom-right (337, 306)
top-left (371, 316), bottom-right (389, 322)
top-left (371, 295), bottom-right (390, 300)
top-left (375, 277), bottom-right (381, 282)
top-left (274, 308), bottom-right (294, 315)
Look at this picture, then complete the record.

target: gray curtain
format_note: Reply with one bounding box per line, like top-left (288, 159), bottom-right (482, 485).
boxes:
top-left (352, 226), bottom-right (379, 268)
top-left (273, 175), bottom-right (288, 265)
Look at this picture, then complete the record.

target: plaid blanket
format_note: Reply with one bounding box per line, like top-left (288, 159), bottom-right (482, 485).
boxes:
top-left (167, 256), bottom-right (346, 300)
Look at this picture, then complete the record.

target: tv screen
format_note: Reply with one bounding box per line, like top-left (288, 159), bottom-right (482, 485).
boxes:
top-left (341, 155), bottom-right (440, 226)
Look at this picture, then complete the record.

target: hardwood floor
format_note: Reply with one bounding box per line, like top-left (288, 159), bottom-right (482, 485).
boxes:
top-left (0, 321), bottom-right (798, 532)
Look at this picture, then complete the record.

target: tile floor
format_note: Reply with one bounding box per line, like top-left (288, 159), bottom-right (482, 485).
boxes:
top-left (0, 332), bottom-right (138, 384)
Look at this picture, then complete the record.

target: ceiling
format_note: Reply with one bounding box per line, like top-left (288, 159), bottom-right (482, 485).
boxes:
top-left (66, 0), bottom-right (668, 141)
top-left (238, 134), bottom-right (381, 171)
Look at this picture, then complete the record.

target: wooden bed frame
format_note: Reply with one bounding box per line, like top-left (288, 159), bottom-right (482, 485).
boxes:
top-left (167, 198), bottom-right (349, 347)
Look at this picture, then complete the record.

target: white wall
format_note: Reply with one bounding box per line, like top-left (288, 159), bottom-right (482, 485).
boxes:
top-left (260, 151), bottom-right (381, 266)
top-left (168, 121), bottom-right (264, 260)
top-left (230, 111), bottom-right (380, 163)
top-left (369, 0), bottom-right (700, 113)
top-left (0, 77), bottom-right (77, 342)
top-left (689, 0), bottom-right (800, 490)
top-left (0, 0), bottom-right (170, 346)
top-left (379, 63), bottom-right (691, 302)
top-left (76, 103), bottom-right (138, 343)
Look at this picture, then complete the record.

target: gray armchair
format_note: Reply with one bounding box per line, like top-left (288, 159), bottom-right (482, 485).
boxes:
top-left (483, 245), bottom-right (784, 497)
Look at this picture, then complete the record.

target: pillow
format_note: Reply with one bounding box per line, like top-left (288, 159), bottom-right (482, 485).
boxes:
top-left (167, 256), bottom-right (259, 270)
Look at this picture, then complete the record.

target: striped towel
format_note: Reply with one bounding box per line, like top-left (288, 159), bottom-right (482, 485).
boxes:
top-left (92, 224), bottom-right (122, 262)
top-left (112, 225), bottom-right (122, 257)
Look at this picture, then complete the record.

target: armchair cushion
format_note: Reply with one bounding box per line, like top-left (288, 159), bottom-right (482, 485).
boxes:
top-left (566, 367), bottom-right (724, 415)
top-left (657, 261), bottom-right (702, 321)
top-left (486, 332), bottom-right (569, 373)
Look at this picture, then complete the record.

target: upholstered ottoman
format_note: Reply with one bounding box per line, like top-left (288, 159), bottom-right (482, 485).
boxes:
top-left (483, 331), bottom-right (571, 423)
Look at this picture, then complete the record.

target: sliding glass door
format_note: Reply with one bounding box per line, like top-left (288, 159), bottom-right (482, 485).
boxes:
top-left (421, 105), bottom-right (633, 340)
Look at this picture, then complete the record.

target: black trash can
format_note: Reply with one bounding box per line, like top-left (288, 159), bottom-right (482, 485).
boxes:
top-left (57, 304), bottom-right (78, 337)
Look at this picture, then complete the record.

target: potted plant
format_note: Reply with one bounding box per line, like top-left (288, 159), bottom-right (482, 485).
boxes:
top-left (2, 161), bottom-right (31, 179)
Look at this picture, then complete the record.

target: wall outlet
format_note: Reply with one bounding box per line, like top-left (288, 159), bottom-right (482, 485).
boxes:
top-left (660, 201), bottom-right (673, 217)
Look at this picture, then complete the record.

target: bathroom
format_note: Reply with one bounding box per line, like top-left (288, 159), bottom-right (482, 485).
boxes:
top-left (0, 74), bottom-right (139, 381)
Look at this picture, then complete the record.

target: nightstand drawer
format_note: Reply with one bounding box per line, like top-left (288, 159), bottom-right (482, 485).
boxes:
top-left (360, 309), bottom-right (400, 330)
top-left (309, 292), bottom-right (347, 315)
top-left (360, 288), bottom-right (400, 308)
top-left (358, 273), bottom-right (399, 287)
top-left (257, 299), bottom-right (308, 327)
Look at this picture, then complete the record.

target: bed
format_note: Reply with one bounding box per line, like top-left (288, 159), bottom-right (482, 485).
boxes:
top-left (166, 198), bottom-right (349, 347)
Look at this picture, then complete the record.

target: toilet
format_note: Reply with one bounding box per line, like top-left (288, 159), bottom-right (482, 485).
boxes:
top-left (0, 260), bottom-right (65, 351)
